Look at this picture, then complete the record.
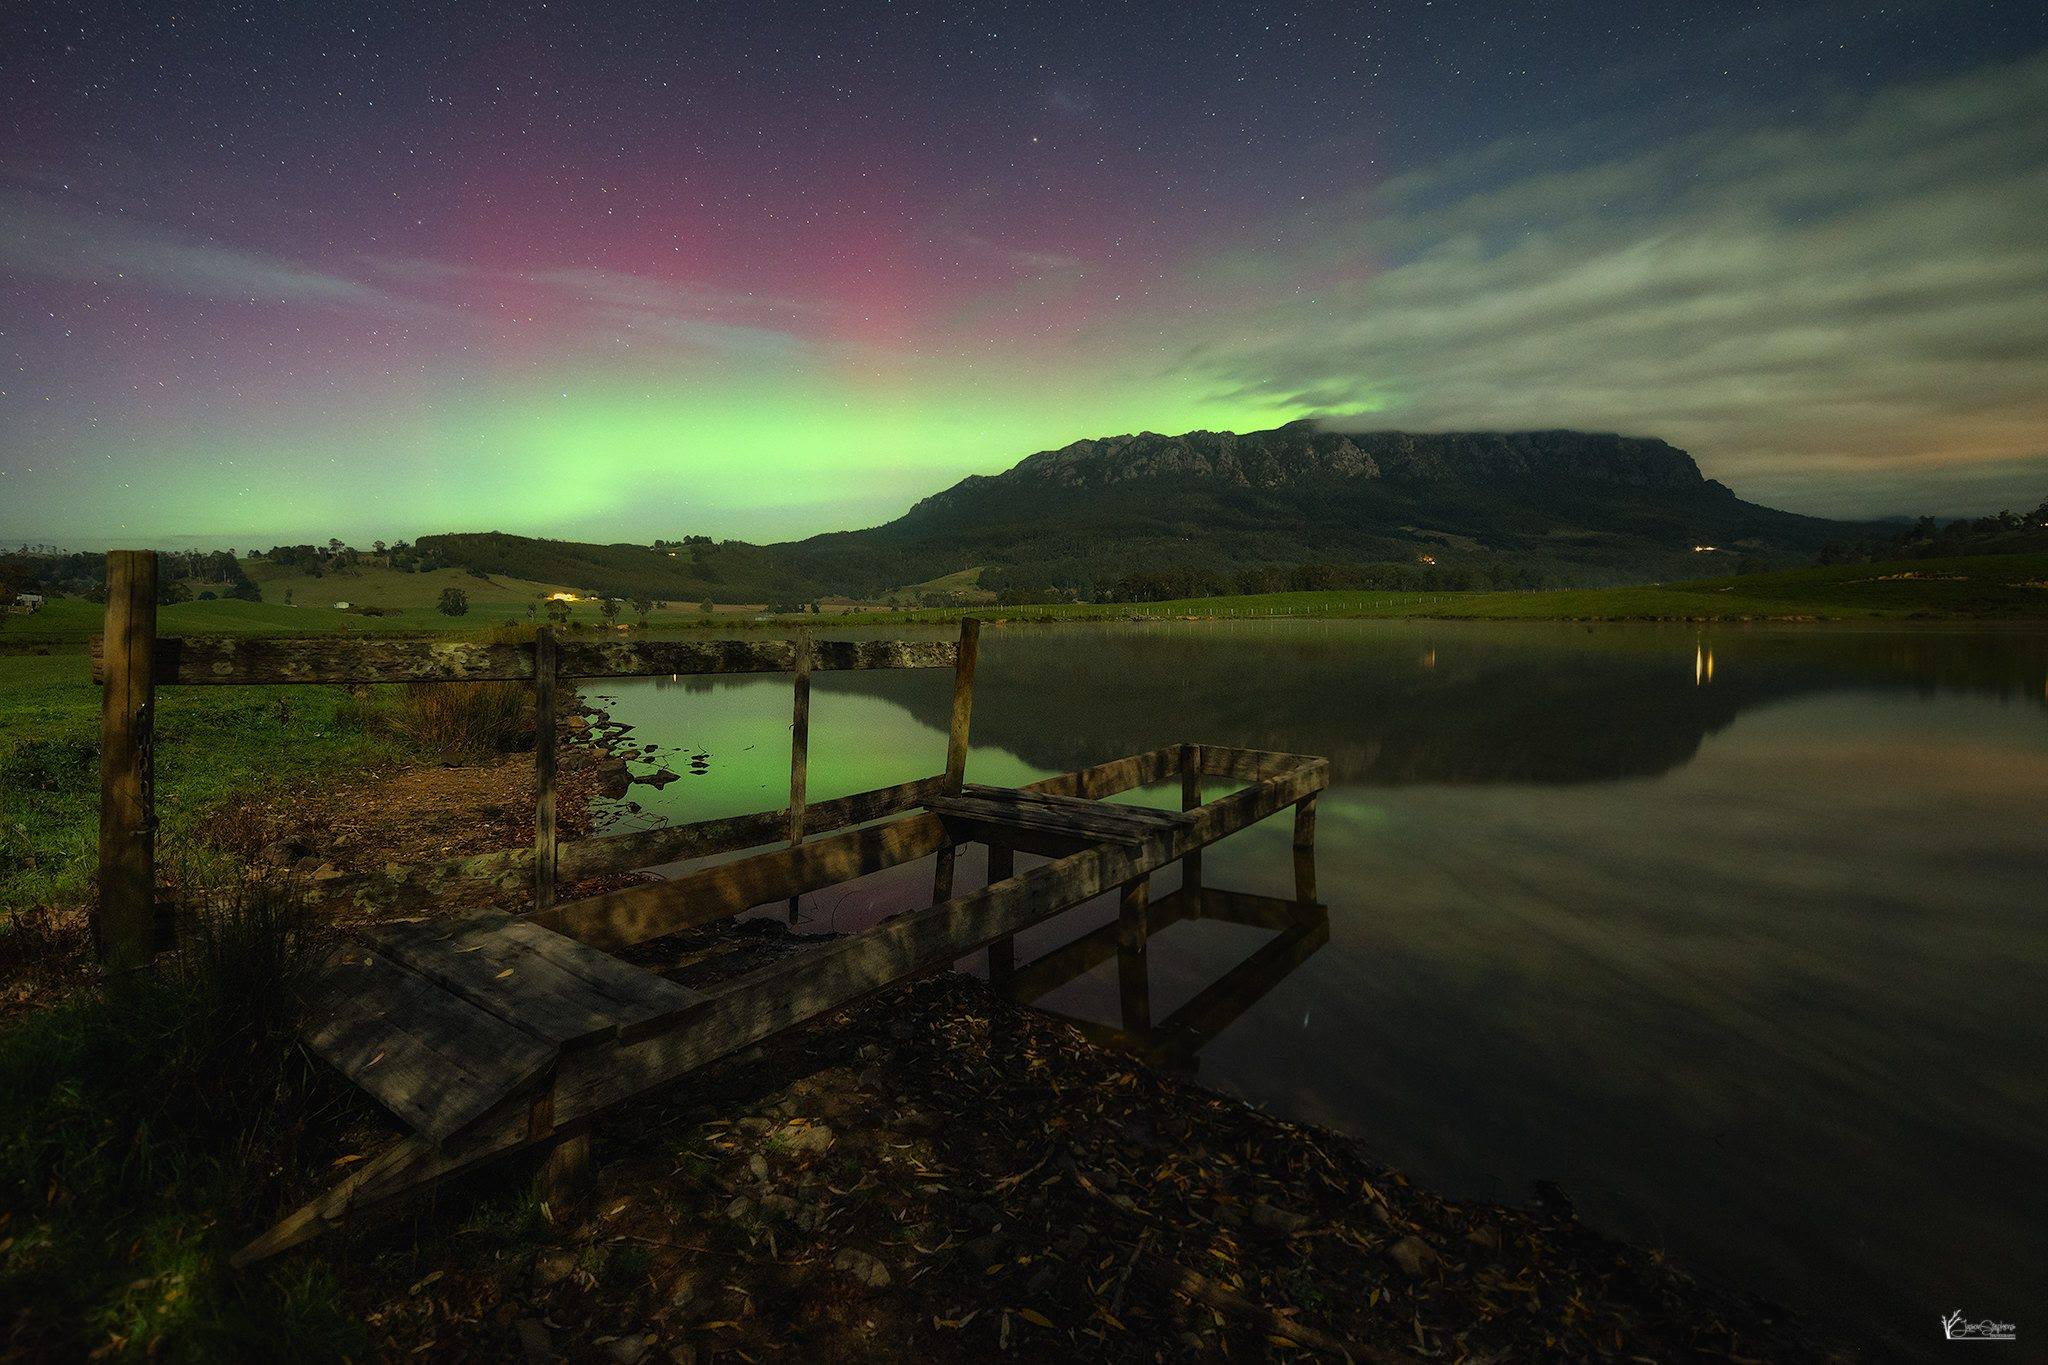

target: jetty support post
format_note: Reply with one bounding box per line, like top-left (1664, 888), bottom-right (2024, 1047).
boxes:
top-left (97, 550), bottom-right (160, 972)
top-left (1292, 792), bottom-right (1319, 904)
top-left (1180, 742), bottom-right (1204, 893)
top-left (787, 632), bottom-right (811, 922)
top-left (1117, 875), bottom-right (1151, 1034)
top-left (533, 627), bottom-right (559, 912)
top-left (931, 616), bottom-right (980, 903)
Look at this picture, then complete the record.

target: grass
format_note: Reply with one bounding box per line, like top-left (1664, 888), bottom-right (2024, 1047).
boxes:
top-left (0, 652), bottom-right (420, 918)
top-left (0, 870), bottom-right (369, 1361)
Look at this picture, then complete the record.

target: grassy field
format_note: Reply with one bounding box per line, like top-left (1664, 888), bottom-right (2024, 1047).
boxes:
top-left (798, 551), bottom-right (2048, 626)
top-left (241, 557), bottom-right (574, 609)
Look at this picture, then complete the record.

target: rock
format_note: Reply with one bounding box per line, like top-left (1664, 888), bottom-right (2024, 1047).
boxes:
top-left (667, 1269), bottom-right (704, 1312)
top-left (514, 1317), bottom-right (552, 1364)
top-left (773, 1121), bottom-right (835, 1156)
top-left (733, 1116), bottom-right (775, 1136)
top-left (1025, 1265), bottom-right (1058, 1298)
top-left (667, 1347), bottom-right (698, 1365)
top-left (1388, 1235), bottom-right (1438, 1278)
top-left (632, 767), bottom-right (679, 788)
top-left (748, 1152), bottom-right (769, 1179)
top-left (532, 1248), bottom-right (578, 1287)
top-left (1465, 1223), bottom-right (1504, 1255)
top-left (1251, 1200), bottom-right (1312, 1234)
top-left (598, 761), bottom-right (632, 798)
top-left (308, 861), bottom-right (343, 881)
top-left (723, 1195), bottom-right (754, 1222)
top-left (965, 1202), bottom-right (1002, 1227)
top-left (832, 1247), bottom-right (893, 1289)
top-left (962, 1232), bottom-right (1007, 1269)
top-left (757, 1193), bottom-right (799, 1222)
top-left (607, 1336), bottom-right (651, 1364)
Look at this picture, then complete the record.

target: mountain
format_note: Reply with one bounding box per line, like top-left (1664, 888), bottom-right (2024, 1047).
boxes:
top-left (774, 423), bottom-right (1863, 595)
top-left (421, 424), bottom-right (1873, 601)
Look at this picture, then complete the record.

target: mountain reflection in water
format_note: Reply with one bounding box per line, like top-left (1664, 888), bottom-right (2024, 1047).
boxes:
top-left (592, 620), bottom-right (2048, 1361)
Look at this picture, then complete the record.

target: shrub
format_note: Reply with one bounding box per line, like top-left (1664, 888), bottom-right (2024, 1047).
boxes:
top-left (386, 681), bottom-right (530, 761)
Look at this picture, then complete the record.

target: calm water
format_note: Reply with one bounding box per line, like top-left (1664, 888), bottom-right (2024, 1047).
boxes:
top-left (588, 621), bottom-right (2048, 1358)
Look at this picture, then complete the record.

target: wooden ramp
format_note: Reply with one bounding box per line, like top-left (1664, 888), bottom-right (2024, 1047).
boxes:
top-left (306, 912), bottom-right (704, 1144)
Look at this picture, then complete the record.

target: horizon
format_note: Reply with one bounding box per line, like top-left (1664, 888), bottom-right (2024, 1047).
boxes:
top-left (5, 4), bottom-right (2047, 545)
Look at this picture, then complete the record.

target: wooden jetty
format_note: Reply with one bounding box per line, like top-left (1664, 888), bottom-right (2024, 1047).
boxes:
top-left (88, 551), bottom-right (1328, 1265)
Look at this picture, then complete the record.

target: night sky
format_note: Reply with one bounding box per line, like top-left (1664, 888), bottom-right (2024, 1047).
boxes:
top-left (4, 1), bottom-right (2045, 545)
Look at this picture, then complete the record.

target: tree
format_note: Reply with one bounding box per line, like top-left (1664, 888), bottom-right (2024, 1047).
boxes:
top-left (282, 588), bottom-right (294, 606)
top-left (547, 599), bottom-right (570, 626)
top-left (633, 595), bottom-right (653, 627)
top-left (601, 597), bottom-right (622, 626)
top-left (699, 600), bottom-right (715, 615)
top-left (526, 602), bottom-right (538, 619)
top-left (438, 586), bottom-right (470, 616)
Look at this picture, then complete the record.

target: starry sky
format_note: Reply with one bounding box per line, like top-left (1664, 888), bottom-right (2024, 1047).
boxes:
top-left (3, 1), bottom-right (2046, 546)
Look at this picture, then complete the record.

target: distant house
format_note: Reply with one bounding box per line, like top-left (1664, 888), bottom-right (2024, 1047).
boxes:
top-left (12, 592), bottom-right (43, 613)
top-left (333, 601), bottom-right (352, 609)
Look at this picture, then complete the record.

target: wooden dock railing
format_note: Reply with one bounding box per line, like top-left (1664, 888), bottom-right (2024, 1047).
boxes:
top-left (89, 549), bottom-right (971, 971)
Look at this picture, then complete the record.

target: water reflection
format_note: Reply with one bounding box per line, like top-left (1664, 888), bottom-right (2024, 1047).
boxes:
top-left (594, 621), bottom-right (2048, 1360)
top-left (1003, 881), bottom-right (1330, 1078)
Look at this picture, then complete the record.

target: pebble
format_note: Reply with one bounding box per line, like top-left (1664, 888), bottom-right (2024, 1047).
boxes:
top-left (513, 1317), bottom-right (551, 1364)
top-left (1251, 1200), bottom-right (1312, 1234)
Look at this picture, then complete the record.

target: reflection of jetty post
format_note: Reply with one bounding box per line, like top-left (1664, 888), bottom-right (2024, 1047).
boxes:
top-left (1117, 877), bottom-right (1151, 1033)
top-left (786, 632), bottom-right (811, 922)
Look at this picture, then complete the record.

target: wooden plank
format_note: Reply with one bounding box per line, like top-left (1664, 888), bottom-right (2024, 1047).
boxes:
top-left (302, 776), bottom-right (948, 912)
top-left (96, 550), bottom-right (157, 971)
top-left (96, 634), bottom-right (955, 686)
top-left (368, 912), bottom-right (702, 1048)
top-left (958, 784), bottom-right (1190, 830)
top-left (1180, 742), bottom-right (1204, 891)
top-left (531, 811), bottom-right (951, 951)
top-left (927, 794), bottom-right (1161, 846)
top-left (1293, 793), bottom-right (1318, 849)
top-left (533, 627), bottom-right (559, 911)
top-left (238, 753), bottom-right (1329, 1261)
top-left (1198, 746), bottom-right (1309, 784)
top-left (302, 947), bottom-right (557, 1143)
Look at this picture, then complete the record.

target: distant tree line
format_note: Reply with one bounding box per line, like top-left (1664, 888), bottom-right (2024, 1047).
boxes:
top-left (1815, 499), bottom-right (2048, 565)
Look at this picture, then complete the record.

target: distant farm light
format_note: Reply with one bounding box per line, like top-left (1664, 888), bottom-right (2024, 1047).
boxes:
top-left (546, 591), bottom-right (580, 602)
top-left (1417, 553), bottom-right (1437, 565)
top-left (1693, 544), bottom-right (1719, 552)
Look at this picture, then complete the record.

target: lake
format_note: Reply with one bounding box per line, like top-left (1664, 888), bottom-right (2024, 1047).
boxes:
top-left (584, 620), bottom-right (2048, 1359)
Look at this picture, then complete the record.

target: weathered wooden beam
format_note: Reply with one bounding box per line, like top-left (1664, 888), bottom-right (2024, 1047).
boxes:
top-left (531, 812), bottom-right (952, 951)
top-left (527, 749), bottom-right (1221, 950)
top-left (1293, 793), bottom-right (1318, 849)
top-left (304, 776), bottom-right (949, 912)
top-left (93, 634), bottom-right (956, 686)
top-left (942, 617), bottom-right (980, 793)
top-left (235, 753), bottom-right (1328, 1262)
top-left (96, 550), bottom-right (157, 971)
top-left (1180, 742), bottom-right (1204, 892)
top-left (533, 627), bottom-right (559, 912)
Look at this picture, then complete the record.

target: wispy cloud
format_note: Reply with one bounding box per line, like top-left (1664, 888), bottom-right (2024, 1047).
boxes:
top-left (1182, 50), bottom-right (2048, 515)
top-left (0, 190), bottom-right (390, 306)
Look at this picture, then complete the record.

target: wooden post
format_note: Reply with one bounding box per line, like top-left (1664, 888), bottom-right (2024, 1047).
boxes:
top-left (97, 550), bottom-right (158, 971)
top-left (933, 617), bottom-right (980, 903)
top-left (533, 627), bottom-right (559, 912)
top-left (535, 1123), bottom-right (591, 1220)
top-left (1292, 793), bottom-right (1318, 849)
top-left (1180, 742), bottom-right (1204, 893)
top-left (787, 632), bottom-right (811, 922)
top-left (1116, 875), bottom-right (1151, 1035)
top-left (986, 843), bottom-right (1015, 991)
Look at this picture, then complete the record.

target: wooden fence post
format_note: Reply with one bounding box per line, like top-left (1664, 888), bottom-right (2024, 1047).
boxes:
top-left (97, 550), bottom-right (158, 971)
top-left (932, 616), bottom-right (980, 903)
top-left (787, 632), bottom-right (811, 922)
top-left (1180, 742), bottom-right (1203, 893)
top-left (533, 626), bottom-right (558, 911)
